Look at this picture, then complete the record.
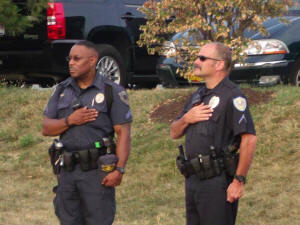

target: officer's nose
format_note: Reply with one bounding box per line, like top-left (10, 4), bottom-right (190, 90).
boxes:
top-left (194, 58), bottom-right (201, 67)
top-left (69, 58), bottom-right (75, 67)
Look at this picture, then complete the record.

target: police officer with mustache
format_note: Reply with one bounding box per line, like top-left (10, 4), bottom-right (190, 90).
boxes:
top-left (171, 42), bottom-right (257, 225)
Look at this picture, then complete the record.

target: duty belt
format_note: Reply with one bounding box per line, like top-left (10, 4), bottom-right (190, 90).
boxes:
top-left (176, 145), bottom-right (239, 180)
top-left (63, 147), bottom-right (114, 172)
top-left (48, 137), bottom-right (116, 175)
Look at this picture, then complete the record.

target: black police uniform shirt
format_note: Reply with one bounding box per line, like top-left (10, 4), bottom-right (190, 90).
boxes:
top-left (43, 73), bottom-right (132, 151)
top-left (176, 77), bottom-right (256, 160)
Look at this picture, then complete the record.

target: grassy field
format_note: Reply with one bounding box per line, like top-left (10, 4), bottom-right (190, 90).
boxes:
top-left (0, 84), bottom-right (299, 225)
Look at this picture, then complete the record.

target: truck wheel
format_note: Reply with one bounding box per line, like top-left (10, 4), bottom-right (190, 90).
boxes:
top-left (290, 60), bottom-right (300, 86)
top-left (95, 44), bottom-right (127, 87)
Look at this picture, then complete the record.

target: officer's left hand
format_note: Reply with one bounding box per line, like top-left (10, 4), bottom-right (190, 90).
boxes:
top-left (102, 170), bottom-right (123, 187)
top-left (226, 179), bottom-right (244, 203)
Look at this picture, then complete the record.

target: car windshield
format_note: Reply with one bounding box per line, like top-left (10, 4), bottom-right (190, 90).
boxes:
top-left (170, 30), bottom-right (203, 45)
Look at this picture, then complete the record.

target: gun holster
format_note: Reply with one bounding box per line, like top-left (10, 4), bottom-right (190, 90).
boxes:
top-left (48, 140), bottom-right (63, 175)
top-left (223, 152), bottom-right (239, 177)
top-left (176, 155), bottom-right (189, 178)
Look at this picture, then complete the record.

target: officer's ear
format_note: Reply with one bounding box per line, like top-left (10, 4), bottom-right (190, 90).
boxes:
top-left (89, 55), bottom-right (98, 67)
top-left (216, 60), bottom-right (226, 72)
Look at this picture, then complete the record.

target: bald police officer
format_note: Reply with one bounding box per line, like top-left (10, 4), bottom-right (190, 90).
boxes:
top-left (42, 40), bottom-right (132, 225)
top-left (171, 42), bottom-right (257, 225)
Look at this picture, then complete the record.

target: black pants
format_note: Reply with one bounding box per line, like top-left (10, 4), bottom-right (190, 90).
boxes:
top-left (53, 165), bottom-right (115, 225)
top-left (185, 173), bottom-right (238, 225)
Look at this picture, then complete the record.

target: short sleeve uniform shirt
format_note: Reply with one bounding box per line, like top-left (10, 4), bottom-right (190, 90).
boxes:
top-left (176, 78), bottom-right (255, 159)
top-left (44, 74), bottom-right (132, 151)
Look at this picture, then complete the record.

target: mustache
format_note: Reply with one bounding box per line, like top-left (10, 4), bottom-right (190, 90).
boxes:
top-left (194, 64), bottom-right (201, 70)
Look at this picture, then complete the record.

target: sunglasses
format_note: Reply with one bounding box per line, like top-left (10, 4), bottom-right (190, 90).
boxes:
top-left (197, 55), bottom-right (221, 62)
top-left (66, 55), bottom-right (95, 62)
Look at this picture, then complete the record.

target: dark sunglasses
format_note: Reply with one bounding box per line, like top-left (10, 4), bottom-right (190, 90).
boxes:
top-left (197, 55), bottom-right (221, 62)
top-left (66, 55), bottom-right (95, 62)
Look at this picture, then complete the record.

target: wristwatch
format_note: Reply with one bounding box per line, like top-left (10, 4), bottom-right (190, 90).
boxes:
top-left (116, 167), bottom-right (125, 174)
top-left (64, 116), bottom-right (72, 128)
top-left (234, 174), bottom-right (246, 184)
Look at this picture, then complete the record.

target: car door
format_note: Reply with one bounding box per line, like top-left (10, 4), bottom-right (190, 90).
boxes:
top-left (121, 0), bottom-right (159, 74)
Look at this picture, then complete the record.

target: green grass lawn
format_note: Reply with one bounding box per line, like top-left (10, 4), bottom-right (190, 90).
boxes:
top-left (0, 84), bottom-right (299, 225)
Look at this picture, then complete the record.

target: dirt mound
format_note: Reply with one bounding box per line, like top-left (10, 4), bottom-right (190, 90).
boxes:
top-left (150, 88), bottom-right (274, 124)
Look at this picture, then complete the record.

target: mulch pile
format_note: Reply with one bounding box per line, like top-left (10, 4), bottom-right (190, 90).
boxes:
top-left (150, 88), bottom-right (274, 124)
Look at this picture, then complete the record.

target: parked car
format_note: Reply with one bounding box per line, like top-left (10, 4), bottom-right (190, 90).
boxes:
top-left (0, 0), bottom-right (159, 87)
top-left (156, 3), bottom-right (300, 87)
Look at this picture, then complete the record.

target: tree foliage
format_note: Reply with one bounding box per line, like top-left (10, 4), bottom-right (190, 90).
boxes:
top-left (138, 0), bottom-right (293, 79)
top-left (0, 0), bottom-right (47, 36)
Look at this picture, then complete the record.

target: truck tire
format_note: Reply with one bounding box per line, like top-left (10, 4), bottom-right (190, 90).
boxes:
top-left (95, 44), bottom-right (127, 87)
top-left (290, 59), bottom-right (300, 86)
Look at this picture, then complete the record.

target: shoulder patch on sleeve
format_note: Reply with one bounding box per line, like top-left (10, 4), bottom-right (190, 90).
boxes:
top-left (233, 97), bottom-right (247, 112)
top-left (118, 91), bottom-right (129, 105)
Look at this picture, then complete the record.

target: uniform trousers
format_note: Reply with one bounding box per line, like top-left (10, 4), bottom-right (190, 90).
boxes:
top-left (185, 172), bottom-right (238, 225)
top-left (54, 164), bottom-right (115, 225)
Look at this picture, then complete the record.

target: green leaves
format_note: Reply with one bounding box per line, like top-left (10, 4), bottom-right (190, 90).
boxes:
top-left (0, 0), bottom-right (47, 36)
top-left (138, 0), bottom-right (293, 80)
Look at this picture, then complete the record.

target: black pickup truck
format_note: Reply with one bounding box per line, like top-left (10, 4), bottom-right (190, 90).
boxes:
top-left (0, 0), bottom-right (159, 87)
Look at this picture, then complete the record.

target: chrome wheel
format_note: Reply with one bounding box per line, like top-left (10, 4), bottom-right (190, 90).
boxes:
top-left (96, 56), bottom-right (121, 85)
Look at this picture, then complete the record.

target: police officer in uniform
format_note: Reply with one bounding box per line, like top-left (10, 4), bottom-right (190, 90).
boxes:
top-left (42, 40), bottom-right (132, 225)
top-left (170, 42), bottom-right (257, 225)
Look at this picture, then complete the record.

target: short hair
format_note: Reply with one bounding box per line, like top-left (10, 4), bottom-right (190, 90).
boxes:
top-left (74, 40), bottom-right (99, 58)
top-left (211, 42), bottom-right (232, 71)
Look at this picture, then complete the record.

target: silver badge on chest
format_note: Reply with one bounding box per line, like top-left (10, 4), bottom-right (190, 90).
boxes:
top-left (95, 93), bottom-right (105, 104)
top-left (208, 96), bottom-right (220, 109)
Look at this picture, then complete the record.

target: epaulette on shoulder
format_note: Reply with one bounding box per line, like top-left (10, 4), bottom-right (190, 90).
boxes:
top-left (59, 77), bottom-right (72, 88)
top-left (223, 78), bottom-right (237, 89)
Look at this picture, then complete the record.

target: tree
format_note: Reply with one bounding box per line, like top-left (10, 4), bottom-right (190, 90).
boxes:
top-left (138, 0), bottom-right (293, 80)
top-left (0, 0), bottom-right (47, 36)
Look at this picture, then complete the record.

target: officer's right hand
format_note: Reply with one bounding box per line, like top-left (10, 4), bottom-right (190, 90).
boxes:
top-left (183, 103), bottom-right (213, 124)
top-left (68, 106), bottom-right (98, 125)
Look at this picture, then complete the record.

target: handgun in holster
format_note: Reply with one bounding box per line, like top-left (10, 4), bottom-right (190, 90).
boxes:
top-left (176, 145), bottom-right (190, 178)
top-left (48, 139), bottom-right (63, 175)
top-left (222, 140), bottom-right (240, 177)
